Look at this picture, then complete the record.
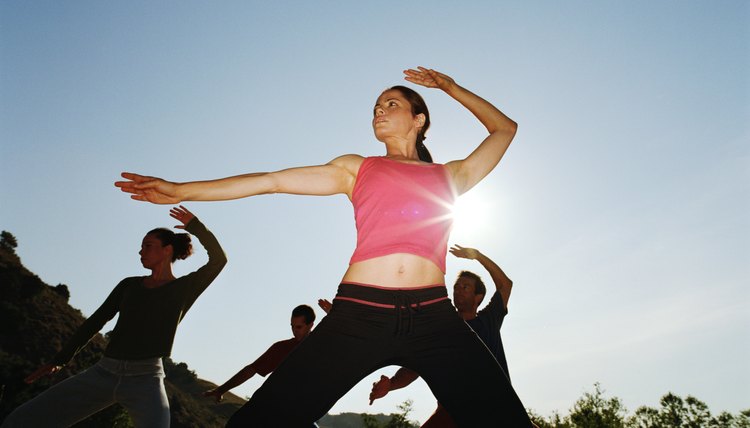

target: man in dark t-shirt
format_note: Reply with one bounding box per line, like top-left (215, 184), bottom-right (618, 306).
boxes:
top-left (203, 304), bottom-right (316, 402)
top-left (368, 245), bottom-right (517, 428)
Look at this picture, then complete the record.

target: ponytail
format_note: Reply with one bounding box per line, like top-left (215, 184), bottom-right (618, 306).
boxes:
top-left (146, 228), bottom-right (194, 262)
top-left (416, 140), bottom-right (433, 163)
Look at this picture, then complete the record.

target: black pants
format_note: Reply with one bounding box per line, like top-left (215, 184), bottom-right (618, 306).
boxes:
top-left (226, 283), bottom-right (532, 427)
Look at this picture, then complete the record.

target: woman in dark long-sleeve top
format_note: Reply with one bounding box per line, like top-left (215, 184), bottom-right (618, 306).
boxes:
top-left (2, 205), bottom-right (227, 428)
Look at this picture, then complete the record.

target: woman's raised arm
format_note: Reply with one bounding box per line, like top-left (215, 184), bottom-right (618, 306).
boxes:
top-left (115, 154), bottom-right (363, 204)
top-left (405, 67), bottom-right (517, 195)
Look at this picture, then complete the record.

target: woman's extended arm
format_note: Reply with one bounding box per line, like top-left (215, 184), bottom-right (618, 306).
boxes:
top-left (115, 154), bottom-right (363, 204)
top-left (405, 67), bottom-right (517, 195)
top-left (48, 282), bottom-right (125, 367)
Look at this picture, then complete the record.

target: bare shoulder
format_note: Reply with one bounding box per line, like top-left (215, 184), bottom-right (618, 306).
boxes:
top-left (328, 154), bottom-right (365, 175)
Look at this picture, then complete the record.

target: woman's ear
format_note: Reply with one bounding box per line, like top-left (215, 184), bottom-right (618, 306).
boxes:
top-left (163, 244), bottom-right (174, 260)
top-left (415, 113), bottom-right (426, 127)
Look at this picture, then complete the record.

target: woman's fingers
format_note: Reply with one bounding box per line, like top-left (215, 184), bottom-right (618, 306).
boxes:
top-left (403, 69), bottom-right (436, 87)
top-left (169, 205), bottom-right (195, 227)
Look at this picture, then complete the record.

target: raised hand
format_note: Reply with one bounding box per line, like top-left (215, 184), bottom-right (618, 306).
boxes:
top-left (115, 172), bottom-right (181, 205)
top-left (369, 375), bottom-right (391, 405)
top-left (317, 298), bottom-right (333, 314)
top-left (203, 388), bottom-right (224, 403)
top-left (403, 66), bottom-right (456, 92)
top-left (170, 205), bottom-right (195, 229)
top-left (24, 364), bottom-right (62, 384)
top-left (449, 244), bottom-right (480, 260)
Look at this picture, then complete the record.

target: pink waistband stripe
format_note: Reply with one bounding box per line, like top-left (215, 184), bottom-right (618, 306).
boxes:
top-left (333, 296), bottom-right (449, 309)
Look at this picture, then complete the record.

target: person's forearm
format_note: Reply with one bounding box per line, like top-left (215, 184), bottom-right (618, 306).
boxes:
top-left (217, 366), bottom-right (256, 393)
top-left (178, 172), bottom-right (271, 202)
top-left (445, 83), bottom-right (516, 137)
top-left (389, 367), bottom-right (420, 391)
top-left (476, 252), bottom-right (513, 302)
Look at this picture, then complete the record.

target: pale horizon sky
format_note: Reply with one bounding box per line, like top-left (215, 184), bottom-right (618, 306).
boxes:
top-left (2, 0), bottom-right (748, 424)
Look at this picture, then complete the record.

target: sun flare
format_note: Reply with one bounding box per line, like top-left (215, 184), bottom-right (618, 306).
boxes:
top-left (450, 191), bottom-right (492, 240)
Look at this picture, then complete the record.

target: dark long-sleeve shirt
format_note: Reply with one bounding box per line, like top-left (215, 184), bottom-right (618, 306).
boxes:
top-left (466, 291), bottom-right (510, 381)
top-left (52, 218), bottom-right (227, 365)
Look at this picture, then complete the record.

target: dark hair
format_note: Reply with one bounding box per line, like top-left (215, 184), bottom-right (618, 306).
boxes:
top-left (457, 270), bottom-right (486, 303)
top-left (388, 85), bottom-right (433, 163)
top-left (292, 304), bottom-right (316, 325)
top-left (146, 228), bottom-right (193, 262)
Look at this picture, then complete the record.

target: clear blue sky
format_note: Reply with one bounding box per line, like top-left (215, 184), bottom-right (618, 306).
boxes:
top-left (2, 0), bottom-right (748, 423)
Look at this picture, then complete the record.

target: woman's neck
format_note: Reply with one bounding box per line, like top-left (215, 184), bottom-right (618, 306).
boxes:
top-left (145, 264), bottom-right (175, 287)
top-left (383, 136), bottom-right (418, 160)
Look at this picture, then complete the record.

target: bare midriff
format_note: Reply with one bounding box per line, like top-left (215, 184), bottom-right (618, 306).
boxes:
top-left (341, 253), bottom-right (445, 289)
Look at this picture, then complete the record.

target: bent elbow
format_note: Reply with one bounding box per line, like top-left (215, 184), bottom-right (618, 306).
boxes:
top-left (507, 120), bottom-right (518, 138)
top-left (211, 252), bottom-right (228, 271)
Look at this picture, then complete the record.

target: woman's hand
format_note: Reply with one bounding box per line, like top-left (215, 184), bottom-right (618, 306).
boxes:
top-left (170, 205), bottom-right (195, 229)
top-left (24, 364), bottom-right (62, 384)
top-left (403, 66), bottom-right (456, 92)
top-left (115, 172), bottom-right (181, 204)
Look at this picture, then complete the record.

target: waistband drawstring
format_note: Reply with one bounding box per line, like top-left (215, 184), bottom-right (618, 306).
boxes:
top-left (391, 292), bottom-right (421, 336)
top-left (333, 283), bottom-right (449, 336)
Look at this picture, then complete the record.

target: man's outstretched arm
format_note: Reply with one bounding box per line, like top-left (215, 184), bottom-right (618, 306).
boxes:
top-left (203, 365), bottom-right (258, 402)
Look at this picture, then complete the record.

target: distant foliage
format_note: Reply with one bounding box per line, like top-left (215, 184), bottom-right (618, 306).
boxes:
top-left (320, 412), bottom-right (390, 428)
top-left (529, 383), bottom-right (749, 428)
top-left (54, 283), bottom-right (71, 300)
top-left (1, 231), bottom-right (18, 252)
top-left (627, 393), bottom-right (750, 428)
top-left (569, 383), bottom-right (627, 428)
top-left (361, 400), bottom-right (419, 428)
top-left (165, 360), bottom-right (199, 382)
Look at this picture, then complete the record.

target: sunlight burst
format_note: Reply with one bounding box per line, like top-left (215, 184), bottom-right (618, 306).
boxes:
top-left (450, 191), bottom-right (492, 241)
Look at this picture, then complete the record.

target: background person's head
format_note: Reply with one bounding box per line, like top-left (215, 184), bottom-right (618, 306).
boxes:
top-left (452, 271), bottom-right (486, 313)
top-left (290, 304), bottom-right (316, 340)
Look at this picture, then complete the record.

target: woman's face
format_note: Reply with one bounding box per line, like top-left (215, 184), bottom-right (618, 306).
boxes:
top-left (372, 89), bottom-right (423, 142)
top-left (139, 233), bottom-right (172, 269)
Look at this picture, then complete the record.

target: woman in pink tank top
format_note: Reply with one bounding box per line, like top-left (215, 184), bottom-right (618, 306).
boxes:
top-left (116, 67), bottom-right (533, 427)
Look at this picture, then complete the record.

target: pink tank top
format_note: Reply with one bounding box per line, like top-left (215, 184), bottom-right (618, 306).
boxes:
top-left (349, 156), bottom-right (456, 273)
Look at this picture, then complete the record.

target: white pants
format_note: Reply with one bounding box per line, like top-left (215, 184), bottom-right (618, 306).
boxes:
top-left (1, 357), bottom-right (169, 428)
